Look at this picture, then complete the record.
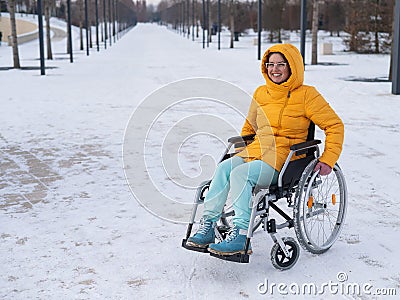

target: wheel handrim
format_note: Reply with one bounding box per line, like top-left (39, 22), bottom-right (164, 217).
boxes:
top-left (301, 166), bottom-right (347, 251)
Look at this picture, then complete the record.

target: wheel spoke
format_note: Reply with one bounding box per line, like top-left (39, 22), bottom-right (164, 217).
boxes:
top-left (294, 163), bottom-right (347, 253)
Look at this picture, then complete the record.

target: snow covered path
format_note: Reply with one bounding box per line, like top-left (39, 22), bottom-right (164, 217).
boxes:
top-left (0, 22), bottom-right (399, 299)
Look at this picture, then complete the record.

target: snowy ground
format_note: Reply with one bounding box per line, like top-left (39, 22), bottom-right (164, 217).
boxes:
top-left (0, 17), bottom-right (399, 299)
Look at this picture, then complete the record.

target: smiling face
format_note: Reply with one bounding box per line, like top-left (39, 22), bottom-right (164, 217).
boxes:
top-left (267, 53), bottom-right (290, 84)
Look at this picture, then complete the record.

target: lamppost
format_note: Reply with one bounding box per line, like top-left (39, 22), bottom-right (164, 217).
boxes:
top-left (115, 0), bottom-right (119, 40)
top-left (300, 0), bottom-right (307, 65)
top-left (96, 0), bottom-right (99, 51)
top-left (67, 0), bottom-right (73, 62)
top-left (85, 0), bottom-right (89, 55)
top-left (218, 0), bottom-right (220, 50)
top-left (108, 0), bottom-right (112, 46)
top-left (257, 0), bottom-right (261, 60)
top-left (37, 0), bottom-right (45, 74)
top-left (104, 0), bottom-right (107, 49)
top-left (206, 0), bottom-right (209, 47)
top-left (392, 0), bottom-right (400, 94)
top-left (112, 0), bottom-right (116, 43)
top-left (192, 0), bottom-right (195, 41)
top-left (202, 0), bottom-right (205, 48)
top-left (181, 0), bottom-right (184, 35)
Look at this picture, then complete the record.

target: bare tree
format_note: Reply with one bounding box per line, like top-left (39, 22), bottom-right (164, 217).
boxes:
top-left (8, 0), bottom-right (21, 68)
top-left (264, 0), bottom-right (286, 43)
top-left (389, 0), bottom-right (396, 81)
top-left (371, 0), bottom-right (393, 54)
top-left (322, 0), bottom-right (345, 36)
top-left (344, 0), bottom-right (392, 53)
top-left (45, 0), bottom-right (53, 59)
top-left (234, 1), bottom-right (254, 37)
top-left (311, 0), bottom-right (319, 65)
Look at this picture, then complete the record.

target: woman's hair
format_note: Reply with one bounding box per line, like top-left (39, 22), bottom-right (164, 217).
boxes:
top-left (267, 52), bottom-right (292, 82)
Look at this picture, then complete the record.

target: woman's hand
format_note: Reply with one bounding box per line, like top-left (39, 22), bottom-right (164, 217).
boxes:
top-left (313, 161), bottom-right (332, 176)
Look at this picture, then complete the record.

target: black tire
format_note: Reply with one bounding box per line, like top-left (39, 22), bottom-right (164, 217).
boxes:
top-left (270, 237), bottom-right (300, 270)
top-left (293, 159), bottom-right (347, 254)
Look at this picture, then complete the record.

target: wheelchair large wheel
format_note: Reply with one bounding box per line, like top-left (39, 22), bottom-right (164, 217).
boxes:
top-left (293, 159), bottom-right (347, 254)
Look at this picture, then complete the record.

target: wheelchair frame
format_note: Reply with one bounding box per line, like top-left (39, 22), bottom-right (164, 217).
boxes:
top-left (182, 134), bottom-right (347, 270)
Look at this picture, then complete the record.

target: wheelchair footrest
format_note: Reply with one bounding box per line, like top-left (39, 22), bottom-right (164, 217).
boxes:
top-left (209, 252), bottom-right (250, 263)
top-left (181, 239), bottom-right (209, 253)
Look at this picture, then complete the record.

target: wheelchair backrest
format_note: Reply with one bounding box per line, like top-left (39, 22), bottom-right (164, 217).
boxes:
top-left (281, 121), bottom-right (316, 189)
top-left (281, 155), bottom-right (314, 189)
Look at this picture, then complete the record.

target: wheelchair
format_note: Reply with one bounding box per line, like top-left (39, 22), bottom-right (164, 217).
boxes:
top-left (182, 130), bottom-right (347, 270)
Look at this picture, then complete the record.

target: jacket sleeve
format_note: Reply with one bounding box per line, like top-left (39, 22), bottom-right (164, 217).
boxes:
top-left (241, 87), bottom-right (261, 136)
top-left (305, 87), bottom-right (344, 168)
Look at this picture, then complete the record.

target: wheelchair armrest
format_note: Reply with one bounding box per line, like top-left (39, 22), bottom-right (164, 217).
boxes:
top-left (290, 139), bottom-right (321, 151)
top-left (227, 134), bottom-right (255, 144)
top-left (219, 135), bottom-right (255, 163)
top-left (290, 139), bottom-right (321, 155)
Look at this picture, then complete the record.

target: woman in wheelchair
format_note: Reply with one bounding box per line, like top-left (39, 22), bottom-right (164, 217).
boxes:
top-left (186, 43), bottom-right (344, 257)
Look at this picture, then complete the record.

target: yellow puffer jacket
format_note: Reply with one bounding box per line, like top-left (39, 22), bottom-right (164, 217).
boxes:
top-left (236, 43), bottom-right (344, 171)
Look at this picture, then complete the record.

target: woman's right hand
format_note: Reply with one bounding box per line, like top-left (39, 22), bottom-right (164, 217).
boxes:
top-left (313, 161), bottom-right (332, 176)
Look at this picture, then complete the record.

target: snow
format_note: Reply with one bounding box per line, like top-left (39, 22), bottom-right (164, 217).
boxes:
top-left (0, 15), bottom-right (399, 299)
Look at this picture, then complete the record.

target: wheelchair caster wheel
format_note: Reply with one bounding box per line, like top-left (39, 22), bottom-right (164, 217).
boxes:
top-left (271, 237), bottom-right (300, 270)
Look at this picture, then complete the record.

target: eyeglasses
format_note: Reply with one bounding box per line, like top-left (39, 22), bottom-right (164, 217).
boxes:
top-left (265, 62), bottom-right (287, 69)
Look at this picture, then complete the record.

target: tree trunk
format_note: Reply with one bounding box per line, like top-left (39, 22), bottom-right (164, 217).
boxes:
top-left (80, 23), bottom-right (84, 50)
top-left (101, 19), bottom-right (104, 42)
top-left (89, 26), bottom-right (93, 48)
top-left (112, 0), bottom-right (116, 40)
top-left (104, 0), bottom-right (108, 42)
top-left (8, 0), bottom-right (20, 68)
top-left (311, 0), bottom-right (319, 65)
top-left (66, 5), bottom-right (71, 54)
top-left (45, 0), bottom-right (52, 59)
top-left (389, 1), bottom-right (396, 81)
top-left (374, 0), bottom-right (380, 54)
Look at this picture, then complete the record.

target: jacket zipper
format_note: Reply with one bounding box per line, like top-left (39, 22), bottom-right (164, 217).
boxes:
top-left (277, 91), bottom-right (291, 132)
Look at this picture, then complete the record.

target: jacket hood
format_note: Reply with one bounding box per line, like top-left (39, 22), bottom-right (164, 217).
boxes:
top-left (261, 43), bottom-right (304, 92)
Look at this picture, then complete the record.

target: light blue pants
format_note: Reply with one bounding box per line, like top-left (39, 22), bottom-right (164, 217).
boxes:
top-left (203, 156), bottom-right (278, 230)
